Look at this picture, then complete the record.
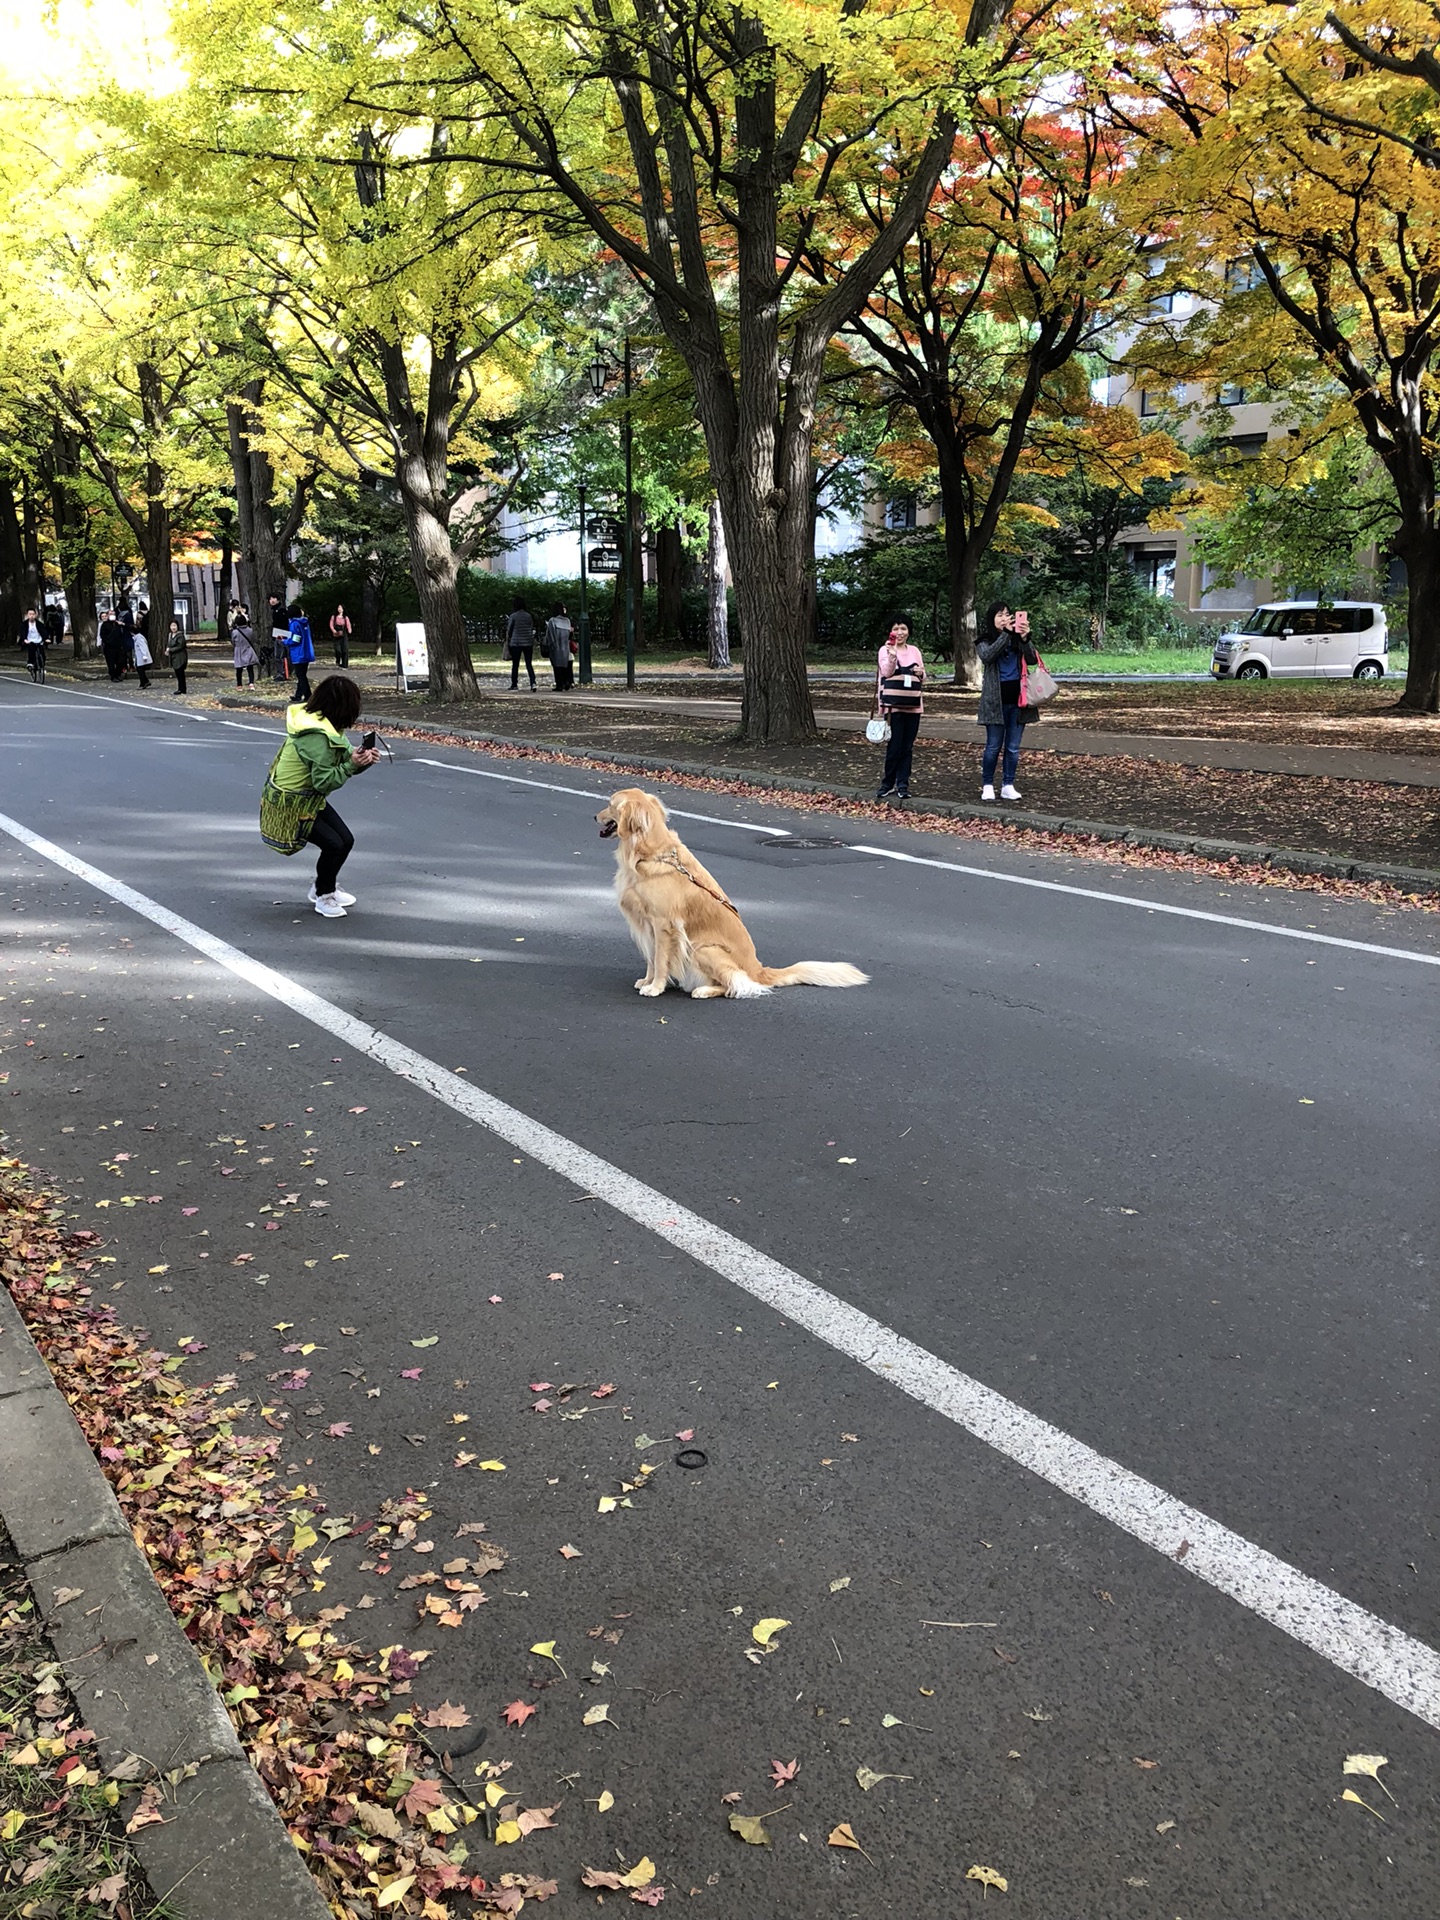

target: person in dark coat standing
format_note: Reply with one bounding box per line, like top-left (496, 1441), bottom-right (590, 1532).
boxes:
top-left (505, 597), bottom-right (536, 689)
top-left (98, 611), bottom-right (128, 681)
top-left (543, 603), bottom-right (574, 690)
top-left (165, 618), bottom-right (189, 694)
top-left (44, 604), bottom-right (65, 647)
top-left (975, 602), bottom-right (1039, 801)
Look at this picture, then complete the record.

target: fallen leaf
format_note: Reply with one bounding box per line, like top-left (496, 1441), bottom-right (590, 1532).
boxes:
top-left (591, 1383), bottom-right (616, 1399)
top-left (479, 1459), bottom-right (506, 1472)
top-left (966, 1864), bottom-right (1008, 1894)
top-left (582, 1858), bottom-right (656, 1890)
top-left (829, 1576), bottom-right (851, 1593)
top-left (856, 1765), bottom-right (910, 1791)
top-left (728, 1813), bottom-right (772, 1847)
top-left (675, 1427), bottom-right (695, 1441)
top-left (720, 1791), bottom-right (742, 1805)
top-left (517, 1804), bottom-right (560, 1836)
top-left (752, 1617), bottom-right (790, 1648)
top-left (411, 1335), bottom-right (438, 1348)
top-left (837, 1156), bottom-right (857, 1163)
top-left (595, 1789), bottom-right (615, 1813)
top-left (828, 1823), bottom-right (872, 1862)
top-left (1343, 1754), bottom-right (1396, 1802)
top-left (1133, 1758), bottom-right (1159, 1770)
top-left (881, 1714), bottom-right (904, 1728)
top-left (583, 1702), bottom-right (616, 1728)
top-left (1155, 1820), bottom-right (1175, 1835)
top-left (348, 1105), bottom-right (368, 1113)
top-left (422, 1702), bottom-right (471, 1729)
top-left (400, 1779), bottom-right (446, 1821)
top-left (1341, 1788), bottom-right (1387, 1822)
top-left (531, 1639), bottom-right (566, 1675)
top-left (355, 1801), bottom-right (405, 1841)
top-left (375, 1875), bottom-right (415, 1908)
top-left (326, 1421), bottom-right (352, 1438)
top-left (502, 1700), bottom-right (537, 1727)
top-left (770, 1759), bottom-right (799, 1788)
top-left (52, 1585), bottom-right (84, 1607)
top-left (559, 1543), bottom-right (582, 1560)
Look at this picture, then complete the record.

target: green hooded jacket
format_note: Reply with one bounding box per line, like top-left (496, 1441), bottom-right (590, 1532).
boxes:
top-left (271, 704), bottom-right (355, 797)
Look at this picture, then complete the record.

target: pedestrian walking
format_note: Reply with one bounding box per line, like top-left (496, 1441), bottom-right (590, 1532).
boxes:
top-left (505, 597), bottom-right (536, 689)
top-left (19, 608), bottom-right (46, 682)
top-left (873, 618), bottom-right (926, 803)
top-left (976, 602), bottom-right (1039, 801)
top-left (543, 602), bottom-right (574, 690)
top-left (130, 622), bottom-right (153, 690)
top-left (98, 611), bottom-right (128, 681)
top-left (165, 617), bottom-right (189, 694)
top-left (44, 603), bottom-right (65, 648)
top-left (232, 612), bottom-right (260, 686)
top-left (258, 675), bottom-right (380, 919)
top-left (329, 603), bottom-right (352, 666)
top-left (135, 601), bottom-right (150, 645)
top-left (286, 602), bottom-right (316, 702)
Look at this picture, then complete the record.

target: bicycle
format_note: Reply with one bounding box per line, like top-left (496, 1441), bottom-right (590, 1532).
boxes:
top-left (26, 645), bottom-right (46, 685)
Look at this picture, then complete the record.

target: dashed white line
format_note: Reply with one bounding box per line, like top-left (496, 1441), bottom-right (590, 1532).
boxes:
top-left (1, 803), bottom-right (1435, 1730)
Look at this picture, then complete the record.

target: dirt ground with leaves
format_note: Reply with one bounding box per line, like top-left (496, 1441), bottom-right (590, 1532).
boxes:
top-left (343, 695), bottom-right (1440, 876)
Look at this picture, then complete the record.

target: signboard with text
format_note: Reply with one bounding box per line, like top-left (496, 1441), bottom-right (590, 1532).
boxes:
top-left (586, 547), bottom-right (622, 575)
top-left (395, 622), bottom-right (429, 690)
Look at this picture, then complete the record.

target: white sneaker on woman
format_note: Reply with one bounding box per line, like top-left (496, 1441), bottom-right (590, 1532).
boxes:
top-left (980, 784), bottom-right (996, 801)
top-left (1000, 784), bottom-right (1022, 801)
top-left (309, 883), bottom-right (356, 907)
top-left (313, 893), bottom-right (348, 919)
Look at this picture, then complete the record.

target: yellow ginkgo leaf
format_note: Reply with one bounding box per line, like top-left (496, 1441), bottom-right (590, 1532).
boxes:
top-left (1341, 1788), bottom-right (1386, 1822)
top-left (0, 1810), bottom-right (26, 1840)
top-left (620, 1858), bottom-right (656, 1888)
top-left (478, 1459), bottom-right (506, 1472)
top-left (966, 1864), bottom-right (1009, 1893)
top-left (494, 1819), bottom-right (522, 1845)
top-left (376, 1876), bottom-right (416, 1908)
top-left (596, 1789), bottom-right (614, 1812)
top-left (752, 1617), bottom-right (790, 1647)
top-left (530, 1640), bottom-right (566, 1676)
top-left (582, 1702), bottom-right (615, 1727)
top-left (1343, 1754), bottom-right (1396, 1802)
top-left (484, 1782), bottom-right (509, 1808)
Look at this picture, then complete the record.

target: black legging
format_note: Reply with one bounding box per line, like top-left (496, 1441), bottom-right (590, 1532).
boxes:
top-left (309, 804), bottom-right (354, 898)
top-left (290, 665), bottom-right (312, 702)
top-left (510, 646), bottom-right (535, 688)
top-left (881, 710), bottom-right (921, 794)
top-left (236, 665), bottom-right (255, 685)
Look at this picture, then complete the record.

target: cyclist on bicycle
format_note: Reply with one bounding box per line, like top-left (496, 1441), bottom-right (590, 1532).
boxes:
top-left (19, 608), bottom-right (46, 682)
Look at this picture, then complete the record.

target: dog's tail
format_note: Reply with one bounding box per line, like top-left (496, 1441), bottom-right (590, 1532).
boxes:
top-left (754, 961), bottom-right (869, 990)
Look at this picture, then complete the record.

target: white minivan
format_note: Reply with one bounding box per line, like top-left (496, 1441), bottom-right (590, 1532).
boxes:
top-left (1210, 602), bottom-right (1389, 680)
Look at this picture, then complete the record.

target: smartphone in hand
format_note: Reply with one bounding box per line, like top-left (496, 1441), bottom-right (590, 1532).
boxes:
top-left (361, 730), bottom-right (377, 750)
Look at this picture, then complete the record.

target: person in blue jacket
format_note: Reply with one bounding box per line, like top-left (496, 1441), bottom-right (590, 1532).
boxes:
top-left (286, 602), bottom-right (317, 703)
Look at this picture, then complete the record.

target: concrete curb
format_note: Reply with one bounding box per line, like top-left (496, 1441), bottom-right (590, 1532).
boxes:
top-left (215, 699), bottom-right (1439, 898)
top-left (0, 1287), bottom-right (331, 1920)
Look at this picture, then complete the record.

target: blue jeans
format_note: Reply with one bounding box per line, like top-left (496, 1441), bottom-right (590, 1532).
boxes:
top-left (983, 708), bottom-right (1026, 786)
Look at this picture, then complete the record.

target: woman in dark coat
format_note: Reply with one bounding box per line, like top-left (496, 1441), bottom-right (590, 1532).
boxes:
top-left (975, 602), bottom-right (1038, 801)
top-left (505, 598), bottom-right (536, 689)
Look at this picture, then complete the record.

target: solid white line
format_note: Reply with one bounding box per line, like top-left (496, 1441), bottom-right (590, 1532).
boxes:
top-left (855, 844), bottom-right (1440, 969)
top-left (412, 756), bottom-right (792, 835)
top-left (1, 806), bottom-right (1435, 1730)
top-left (0, 673), bottom-right (212, 723)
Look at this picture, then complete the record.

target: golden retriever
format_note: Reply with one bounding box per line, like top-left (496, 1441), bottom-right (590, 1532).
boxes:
top-left (596, 787), bottom-right (869, 998)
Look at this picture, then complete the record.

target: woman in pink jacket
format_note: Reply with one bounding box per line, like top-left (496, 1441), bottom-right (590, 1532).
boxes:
top-left (874, 619), bottom-right (925, 802)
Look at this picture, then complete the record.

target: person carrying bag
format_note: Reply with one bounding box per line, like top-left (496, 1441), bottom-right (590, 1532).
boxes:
top-left (258, 675), bottom-right (379, 918)
top-left (873, 618), bottom-right (925, 803)
top-left (130, 624), bottom-right (153, 690)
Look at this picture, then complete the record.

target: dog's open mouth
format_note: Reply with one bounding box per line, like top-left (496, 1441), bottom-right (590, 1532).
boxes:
top-left (598, 819), bottom-right (618, 838)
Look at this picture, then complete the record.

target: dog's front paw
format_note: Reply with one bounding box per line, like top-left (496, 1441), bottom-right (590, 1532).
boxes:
top-left (636, 981), bottom-right (666, 997)
top-left (634, 977), bottom-right (651, 991)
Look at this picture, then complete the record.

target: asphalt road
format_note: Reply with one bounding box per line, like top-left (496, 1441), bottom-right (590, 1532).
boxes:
top-left (1, 672), bottom-right (1437, 1917)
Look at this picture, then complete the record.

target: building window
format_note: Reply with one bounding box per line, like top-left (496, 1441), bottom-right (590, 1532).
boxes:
top-left (1218, 383), bottom-right (1247, 406)
top-left (1149, 288), bottom-right (1175, 316)
top-left (1139, 388), bottom-right (1179, 417)
top-left (1133, 549), bottom-right (1177, 599)
top-left (886, 497), bottom-right (917, 531)
top-left (1225, 257), bottom-right (1264, 293)
top-left (1227, 432), bottom-right (1268, 458)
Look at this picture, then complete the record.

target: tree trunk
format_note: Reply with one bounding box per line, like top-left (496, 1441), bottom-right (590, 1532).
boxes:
top-left (227, 389), bottom-right (311, 628)
top-left (940, 489), bottom-right (981, 689)
top-left (398, 489), bottom-right (475, 700)
top-left (0, 477), bottom-right (22, 646)
top-left (705, 497), bottom-right (730, 669)
top-left (216, 520), bottom-right (234, 644)
top-left (48, 430), bottom-right (97, 656)
top-left (720, 474), bottom-right (816, 743)
top-left (656, 522), bottom-right (683, 644)
top-left (1395, 524), bottom-right (1440, 713)
top-left (20, 484), bottom-right (43, 611)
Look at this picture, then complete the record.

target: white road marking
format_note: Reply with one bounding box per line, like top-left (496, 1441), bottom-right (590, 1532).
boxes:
top-left (219, 719), bottom-right (285, 735)
top-left (1, 803), bottom-right (1436, 1731)
top-left (855, 845), bottom-right (1440, 969)
top-left (412, 756), bottom-right (792, 835)
top-left (0, 673), bottom-right (212, 722)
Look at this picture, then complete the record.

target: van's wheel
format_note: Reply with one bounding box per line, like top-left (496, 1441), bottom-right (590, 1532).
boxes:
top-left (1235, 661), bottom-right (1267, 680)
top-left (1354, 660), bottom-right (1384, 681)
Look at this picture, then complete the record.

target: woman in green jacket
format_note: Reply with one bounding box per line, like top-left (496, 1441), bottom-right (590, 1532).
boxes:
top-left (270, 676), bottom-right (379, 917)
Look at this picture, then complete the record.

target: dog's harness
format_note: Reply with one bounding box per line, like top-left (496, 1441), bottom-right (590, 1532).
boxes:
top-left (650, 846), bottom-right (742, 918)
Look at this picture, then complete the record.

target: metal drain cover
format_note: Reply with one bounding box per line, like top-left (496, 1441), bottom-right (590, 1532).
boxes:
top-left (759, 835), bottom-right (850, 850)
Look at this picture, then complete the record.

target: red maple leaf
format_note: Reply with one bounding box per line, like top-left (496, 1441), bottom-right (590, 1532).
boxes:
top-left (770, 1758), bottom-right (799, 1788)
top-left (501, 1699), bottom-right (537, 1727)
top-left (591, 1383), bottom-right (616, 1399)
top-left (326, 1422), bottom-right (352, 1438)
top-left (400, 1777), bottom-right (446, 1820)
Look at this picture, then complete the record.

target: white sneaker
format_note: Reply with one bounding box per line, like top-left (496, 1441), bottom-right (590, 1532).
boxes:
top-left (313, 893), bottom-right (347, 919)
top-left (309, 882), bottom-right (356, 907)
top-left (1000, 784), bottom-right (1022, 801)
top-left (980, 784), bottom-right (996, 801)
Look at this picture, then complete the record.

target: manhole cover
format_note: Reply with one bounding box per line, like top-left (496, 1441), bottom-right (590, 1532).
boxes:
top-left (758, 835), bottom-right (850, 850)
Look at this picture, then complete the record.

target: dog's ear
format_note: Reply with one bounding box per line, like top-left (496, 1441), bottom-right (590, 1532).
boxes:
top-left (628, 805), bottom-right (651, 837)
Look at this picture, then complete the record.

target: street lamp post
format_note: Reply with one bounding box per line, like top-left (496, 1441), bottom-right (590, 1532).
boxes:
top-left (576, 479), bottom-right (591, 685)
top-left (622, 337), bottom-right (636, 692)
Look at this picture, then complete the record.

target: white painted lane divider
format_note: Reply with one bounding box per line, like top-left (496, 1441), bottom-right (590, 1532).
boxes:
top-left (855, 845), bottom-right (1440, 969)
top-left (412, 756), bottom-right (792, 836)
top-left (1, 805), bottom-right (1436, 1729)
